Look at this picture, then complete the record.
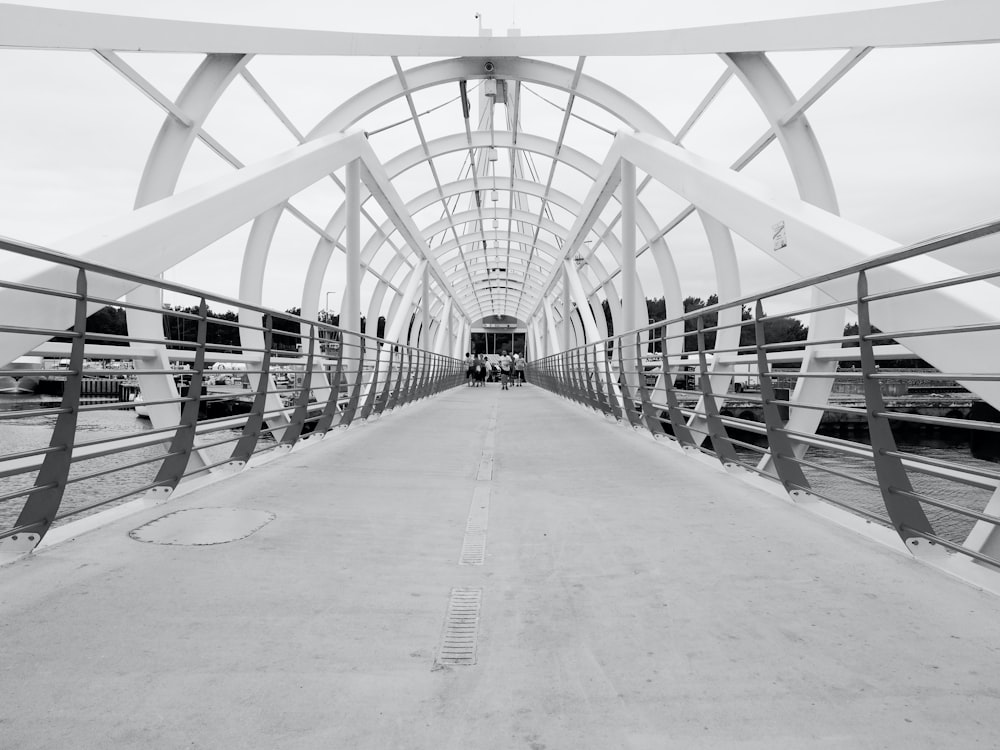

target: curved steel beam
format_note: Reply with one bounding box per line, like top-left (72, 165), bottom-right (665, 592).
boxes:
top-left (725, 51), bottom-right (845, 473)
top-left (615, 130), bottom-right (1000, 409)
top-left (305, 130), bottom-right (679, 337)
top-left (130, 53), bottom-right (248, 441)
top-left (4, 2), bottom-right (999, 56)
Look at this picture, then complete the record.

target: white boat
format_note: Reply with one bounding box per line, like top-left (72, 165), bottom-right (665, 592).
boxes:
top-left (130, 393), bottom-right (150, 418)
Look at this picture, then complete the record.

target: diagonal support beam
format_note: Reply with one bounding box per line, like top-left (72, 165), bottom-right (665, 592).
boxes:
top-left (610, 130), bottom-right (1000, 409)
top-left (0, 129), bottom-right (468, 366)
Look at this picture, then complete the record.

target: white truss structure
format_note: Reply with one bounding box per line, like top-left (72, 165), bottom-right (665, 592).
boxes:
top-left (2, 0), bottom-right (1000, 438)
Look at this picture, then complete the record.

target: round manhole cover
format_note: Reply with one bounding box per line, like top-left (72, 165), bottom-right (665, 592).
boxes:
top-left (129, 508), bottom-right (275, 546)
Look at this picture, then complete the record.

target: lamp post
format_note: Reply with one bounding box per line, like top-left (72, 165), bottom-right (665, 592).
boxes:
top-left (325, 291), bottom-right (337, 318)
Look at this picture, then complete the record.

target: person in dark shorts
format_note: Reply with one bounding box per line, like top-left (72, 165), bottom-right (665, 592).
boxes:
top-left (514, 354), bottom-right (526, 386)
top-left (498, 350), bottom-right (512, 391)
top-left (473, 355), bottom-right (487, 386)
top-left (464, 352), bottom-right (475, 386)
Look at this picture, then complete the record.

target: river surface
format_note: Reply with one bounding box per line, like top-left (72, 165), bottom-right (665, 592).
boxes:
top-left (1, 395), bottom-right (996, 547)
top-left (0, 395), bottom-right (255, 530)
top-left (730, 429), bottom-right (997, 545)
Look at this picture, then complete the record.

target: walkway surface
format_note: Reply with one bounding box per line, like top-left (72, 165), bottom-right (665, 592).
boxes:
top-left (3, 384), bottom-right (1000, 749)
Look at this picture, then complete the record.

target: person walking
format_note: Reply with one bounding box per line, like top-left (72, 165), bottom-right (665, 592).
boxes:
top-left (514, 353), bottom-right (526, 386)
top-left (473, 354), bottom-right (487, 387)
top-left (464, 352), bottom-right (475, 386)
top-left (498, 350), bottom-right (512, 391)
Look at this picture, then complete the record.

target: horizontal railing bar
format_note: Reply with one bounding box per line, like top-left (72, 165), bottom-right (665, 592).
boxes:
top-left (900, 526), bottom-right (1000, 571)
top-left (0, 278), bottom-right (82, 300)
top-left (787, 453), bottom-right (882, 490)
top-left (0, 325), bottom-right (83, 338)
top-left (0, 407), bottom-right (71, 421)
top-left (0, 445), bottom-right (65, 472)
top-left (874, 410), bottom-right (1000, 432)
top-left (0, 481), bottom-right (51, 504)
top-left (52, 481), bottom-right (168, 522)
top-left (755, 296), bottom-right (854, 322)
top-left (888, 485), bottom-right (1000, 526)
top-left (861, 265), bottom-right (1000, 305)
top-left (768, 399), bottom-right (868, 416)
top-left (562, 217), bottom-right (1000, 347)
top-left (785, 480), bottom-right (891, 525)
top-left (881, 449), bottom-right (1000, 487)
top-left (0, 518), bottom-right (49, 541)
top-left (63, 451), bottom-right (170, 486)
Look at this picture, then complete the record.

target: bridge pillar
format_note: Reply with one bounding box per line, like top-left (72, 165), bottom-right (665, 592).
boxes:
top-left (561, 268), bottom-right (573, 351)
top-left (342, 158), bottom-right (363, 392)
top-left (126, 54), bottom-right (248, 474)
top-left (620, 158), bottom-right (640, 392)
top-left (384, 261), bottom-right (426, 343)
top-left (725, 52), bottom-right (844, 478)
top-left (543, 298), bottom-right (560, 356)
top-left (433, 296), bottom-right (452, 354)
top-left (564, 259), bottom-right (602, 343)
top-left (421, 262), bottom-right (432, 350)
top-left (454, 316), bottom-right (467, 359)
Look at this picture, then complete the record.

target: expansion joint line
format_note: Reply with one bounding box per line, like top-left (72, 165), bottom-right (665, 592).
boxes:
top-left (438, 402), bottom-right (498, 668)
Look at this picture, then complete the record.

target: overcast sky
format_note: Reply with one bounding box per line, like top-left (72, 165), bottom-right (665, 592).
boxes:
top-left (1, 0), bottom-right (997, 319)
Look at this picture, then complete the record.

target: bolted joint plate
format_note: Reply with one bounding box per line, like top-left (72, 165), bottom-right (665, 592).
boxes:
top-left (0, 531), bottom-right (43, 564)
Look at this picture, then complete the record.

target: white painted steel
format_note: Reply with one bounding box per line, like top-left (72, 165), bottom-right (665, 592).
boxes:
top-left (3, 1), bottom-right (999, 56)
top-left (3, 0), bottom-right (1000, 544)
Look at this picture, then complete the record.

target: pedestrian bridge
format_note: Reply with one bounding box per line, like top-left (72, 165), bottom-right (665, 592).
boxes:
top-left (4, 381), bottom-right (1000, 748)
top-left (3, 2), bottom-right (1000, 746)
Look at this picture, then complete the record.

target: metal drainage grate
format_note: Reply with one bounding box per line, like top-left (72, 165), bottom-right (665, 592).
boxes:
top-left (459, 486), bottom-right (490, 565)
top-left (435, 587), bottom-right (483, 667)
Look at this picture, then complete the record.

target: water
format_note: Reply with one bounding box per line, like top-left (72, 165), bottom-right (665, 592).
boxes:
top-left (730, 429), bottom-right (997, 545)
top-left (0, 395), bottom-right (249, 530)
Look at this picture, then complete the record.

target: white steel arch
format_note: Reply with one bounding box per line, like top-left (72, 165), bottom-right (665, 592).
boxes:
top-left (0, 1), bottom-right (998, 475)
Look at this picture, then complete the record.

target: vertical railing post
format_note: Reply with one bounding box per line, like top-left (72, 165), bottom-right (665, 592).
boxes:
top-left (590, 343), bottom-right (611, 415)
top-left (400, 347), bottom-right (415, 406)
top-left (279, 324), bottom-right (317, 446)
top-left (373, 343), bottom-right (395, 416)
top-left (696, 314), bottom-right (739, 466)
top-left (635, 332), bottom-right (665, 436)
top-left (659, 330), bottom-right (696, 447)
top-left (581, 344), bottom-right (601, 411)
top-left (340, 336), bottom-right (366, 427)
top-left (602, 344), bottom-right (623, 422)
top-left (231, 315), bottom-right (275, 461)
top-left (360, 337), bottom-right (383, 420)
top-left (313, 327), bottom-right (345, 434)
top-left (754, 301), bottom-right (810, 494)
top-left (386, 346), bottom-right (405, 411)
top-left (414, 349), bottom-right (428, 400)
top-left (153, 298), bottom-right (209, 491)
top-left (4, 270), bottom-right (89, 551)
top-left (857, 271), bottom-right (939, 553)
top-left (616, 333), bottom-right (643, 428)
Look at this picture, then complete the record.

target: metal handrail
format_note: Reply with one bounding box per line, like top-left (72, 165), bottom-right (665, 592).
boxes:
top-left (529, 218), bottom-right (1000, 575)
top-left (0, 236), bottom-right (464, 552)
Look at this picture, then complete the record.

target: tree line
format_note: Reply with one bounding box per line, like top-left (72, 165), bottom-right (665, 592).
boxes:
top-left (77, 299), bottom-right (926, 367)
top-left (80, 305), bottom-right (384, 351)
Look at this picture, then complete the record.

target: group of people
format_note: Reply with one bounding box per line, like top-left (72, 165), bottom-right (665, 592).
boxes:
top-left (464, 350), bottom-right (526, 390)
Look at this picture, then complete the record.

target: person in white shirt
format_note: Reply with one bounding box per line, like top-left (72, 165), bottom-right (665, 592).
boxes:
top-left (513, 353), bottom-right (526, 386)
top-left (498, 350), bottom-right (513, 391)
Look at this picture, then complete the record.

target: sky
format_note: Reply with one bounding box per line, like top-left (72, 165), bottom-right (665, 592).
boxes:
top-left (1, 0), bottom-right (998, 322)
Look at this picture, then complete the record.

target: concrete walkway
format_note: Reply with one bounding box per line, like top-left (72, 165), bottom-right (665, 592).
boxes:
top-left (2, 384), bottom-right (1000, 749)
